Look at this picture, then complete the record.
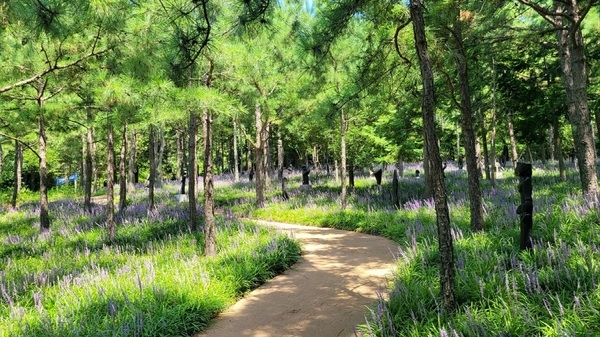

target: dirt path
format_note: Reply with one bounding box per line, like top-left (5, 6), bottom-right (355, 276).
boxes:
top-left (195, 220), bottom-right (399, 337)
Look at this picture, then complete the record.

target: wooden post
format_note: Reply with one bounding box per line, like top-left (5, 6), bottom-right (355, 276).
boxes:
top-left (392, 169), bottom-right (400, 208)
top-left (516, 162), bottom-right (533, 250)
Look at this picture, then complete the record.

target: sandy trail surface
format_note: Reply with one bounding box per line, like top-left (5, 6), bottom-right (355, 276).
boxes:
top-left (195, 220), bottom-right (399, 337)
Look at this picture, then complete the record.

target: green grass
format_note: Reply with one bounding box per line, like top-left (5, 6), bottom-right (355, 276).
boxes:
top-left (0, 182), bottom-right (300, 337)
top-left (218, 162), bottom-right (600, 336)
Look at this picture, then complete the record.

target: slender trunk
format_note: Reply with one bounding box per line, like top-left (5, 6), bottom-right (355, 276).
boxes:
top-left (277, 124), bottom-right (284, 181)
top-left (548, 125), bottom-right (555, 162)
top-left (156, 126), bottom-right (165, 187)
top-left (341, 108), bottom-right (347, 210)
top-left (234, 120), bottom-right (240, 182)
top-left (106, 125), bottom-right (116, 240)
top-left (555, 4), bottom-right (597, 197)
top-left (188, 111), bottom-right (198, 231)
top-left (508, 114), bottom-right (518, 167)
top-left (11, 140), bottom-right (22, 209)
top-left (203, 109), bottom-right (216, 256)
top-left (490, 59), bottom-right (498, 186)
top-left (119, 123), bottom-right (127, 211)
top-left (84, 123), bottom-right (93, 212)
top-left (148, 125), bottom-right (156, 212)
top-left (554, 120), bottom-right (567, 181)
top-left (481, 121), bottom-right (491, 180)
top-left (312, 146), bottom-right (319, 170)
top-left (410, 0), bottom-right (455, 312)
top-left (452, 18), bottom-right (485, 231)
top-left (255, 103), bottom-right (265, 208)
top-left (264, 122), bottom-right (270, 191)
top-left (39, 109), bottom-right (50, 232)
top-left (92, 127), bottom-right (99, 193)
top-left (180, 130), bottom-right (187, 194)
top-left (128, 129), bottom-right (136, 191)
top-left (176, 130), bottom-right (183, 181)
top-left (334, 159), bottom-right (339, 183)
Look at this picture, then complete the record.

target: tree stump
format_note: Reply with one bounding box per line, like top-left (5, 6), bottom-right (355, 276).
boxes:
top-left (281, 177), bottom-right (289, 201)
top-left (249, 169), bottom-right (254, 182)
top-left (374, 168), bottom-right (383, 185)
top-left (302, 166), bottom-right (310, 185)
top-left (516, 162), bottom-right (533, 250)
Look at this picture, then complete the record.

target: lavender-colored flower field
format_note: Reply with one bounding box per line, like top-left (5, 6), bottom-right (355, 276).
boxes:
top-left (0, 181), bottom-right (300, 337)
top-left (245, 161), bottom-right (600, 336)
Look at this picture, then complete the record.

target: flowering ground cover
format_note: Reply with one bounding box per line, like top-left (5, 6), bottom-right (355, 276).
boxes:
top-left (0, 182), bottom-right (300, 337)
top-left (236, 162), bottom-right (600, 336)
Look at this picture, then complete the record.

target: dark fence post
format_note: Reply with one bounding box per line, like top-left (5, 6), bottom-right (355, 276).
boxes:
top-left (516, 162), bottom-right (533, 250)
top-left (392, 169), bottom-right (400, 208)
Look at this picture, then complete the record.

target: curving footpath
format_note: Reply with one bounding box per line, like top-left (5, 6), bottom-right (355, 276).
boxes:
top-left (195, 220), bottom-right (399, 337)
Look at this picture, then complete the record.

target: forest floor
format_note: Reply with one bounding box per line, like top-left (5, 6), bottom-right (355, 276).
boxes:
top-left (195, 220), bottom-right (399, 337)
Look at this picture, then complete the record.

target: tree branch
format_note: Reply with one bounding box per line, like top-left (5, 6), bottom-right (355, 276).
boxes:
top-left (395, 17), bottom-right (413, 66)
top-left (0, 132), bottom-right (40, 159)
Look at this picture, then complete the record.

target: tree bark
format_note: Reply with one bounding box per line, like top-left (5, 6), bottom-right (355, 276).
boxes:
top-left (128, 129), bottom-right (136, 191)
top-left (410, 0), bottom-right (455, 312)
top-left (452, 15), bottom-right (485, 230)
top-left (234, 120), bottom-right (240, 182)
top-left (106, 125), bottom-right (116, 240)
top-left (148, 125), bottom-right (156, 212)
top-left (203, 109), bottom-right (216, 256)
top-left (179, 129), bottom-right (187, 194)
top-left (555, 3), bottom-right (597, 197)
top-left (508, 114), bottom-right (518, 167)
top-left (84, 120), bottom-right (94, 212)
top-left (156, 126), bottom-right (165, 186)
top-left (0, 142), bottom-right (3, 178)
top-left (119, 123), bottom-right (127, 211)
top-left (255, 103), bottom-right (266, 208)
top-left (553, 119), bottom-right (567, 181)
top-left (277, 123), bottom-right (284, 181)
top-left (188, 111), bottom-right (198, 231)
top-left (264, 122), bottom-right (271, 191)
top-left (340, 107), bottom-right (347, 210)
top-left (38, 107), bottom-right (50, 232)
top-left (176, 129), bottom-right (183, 181)
top-left (11, 140), bottom-right (22, 209)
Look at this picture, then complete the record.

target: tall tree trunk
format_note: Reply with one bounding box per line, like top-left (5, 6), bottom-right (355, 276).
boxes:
top-left (410, 0), bottom-right (455, 312)
top-left (234, 120), bottom-right (240, 182)
top-left (548, 125), bottom-right (555, 162)
top-left (119, 123), bottom-right (127, 211)
top-left (255, 103), bottom-right (265, 208)
top-left (148, 125), bottom-right (156, 212)
top-left (508, 114), bottom-right (518, 167)
top-left (38, 109), bottom-right (50, 232)
top-left (91, 127), bottom-right (99, 193)
top-left (481, 121), bottom-right (491, 180)
top-left (128, 129), bottom-right (136, 191)
top-left (277, 123), bottom-right (284, 181)
top-left (264, 122), bottom-right (271, 191)
top-left (203, 109), bottom-right (216, 256)
top-left (84, 123), bottom-right (94, 212)
top-left (490, 58), bottom-right (498, 186)
top-left (452, 16), bottom-right (485, 230)
top-left (188, 112), bottom-right (198, 231)
top-left (106, 125), bottom-right (116, 240)
top-left (176, 129), bottom-right (183, 181)
top-left (11, 140), bottom-right (22, 209)
top-left (156, 126), bottom-right (165, 187)
top-left (553, 119), bottom-right (567, 181)
top-left (340, 107), bottom-right (347, 210)
top-left (179, 130), bottom-right (187, 194)
top-left (555, 4), bottom-right (597, 197)
top-left (422, 141), bottom-right (432, 198)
